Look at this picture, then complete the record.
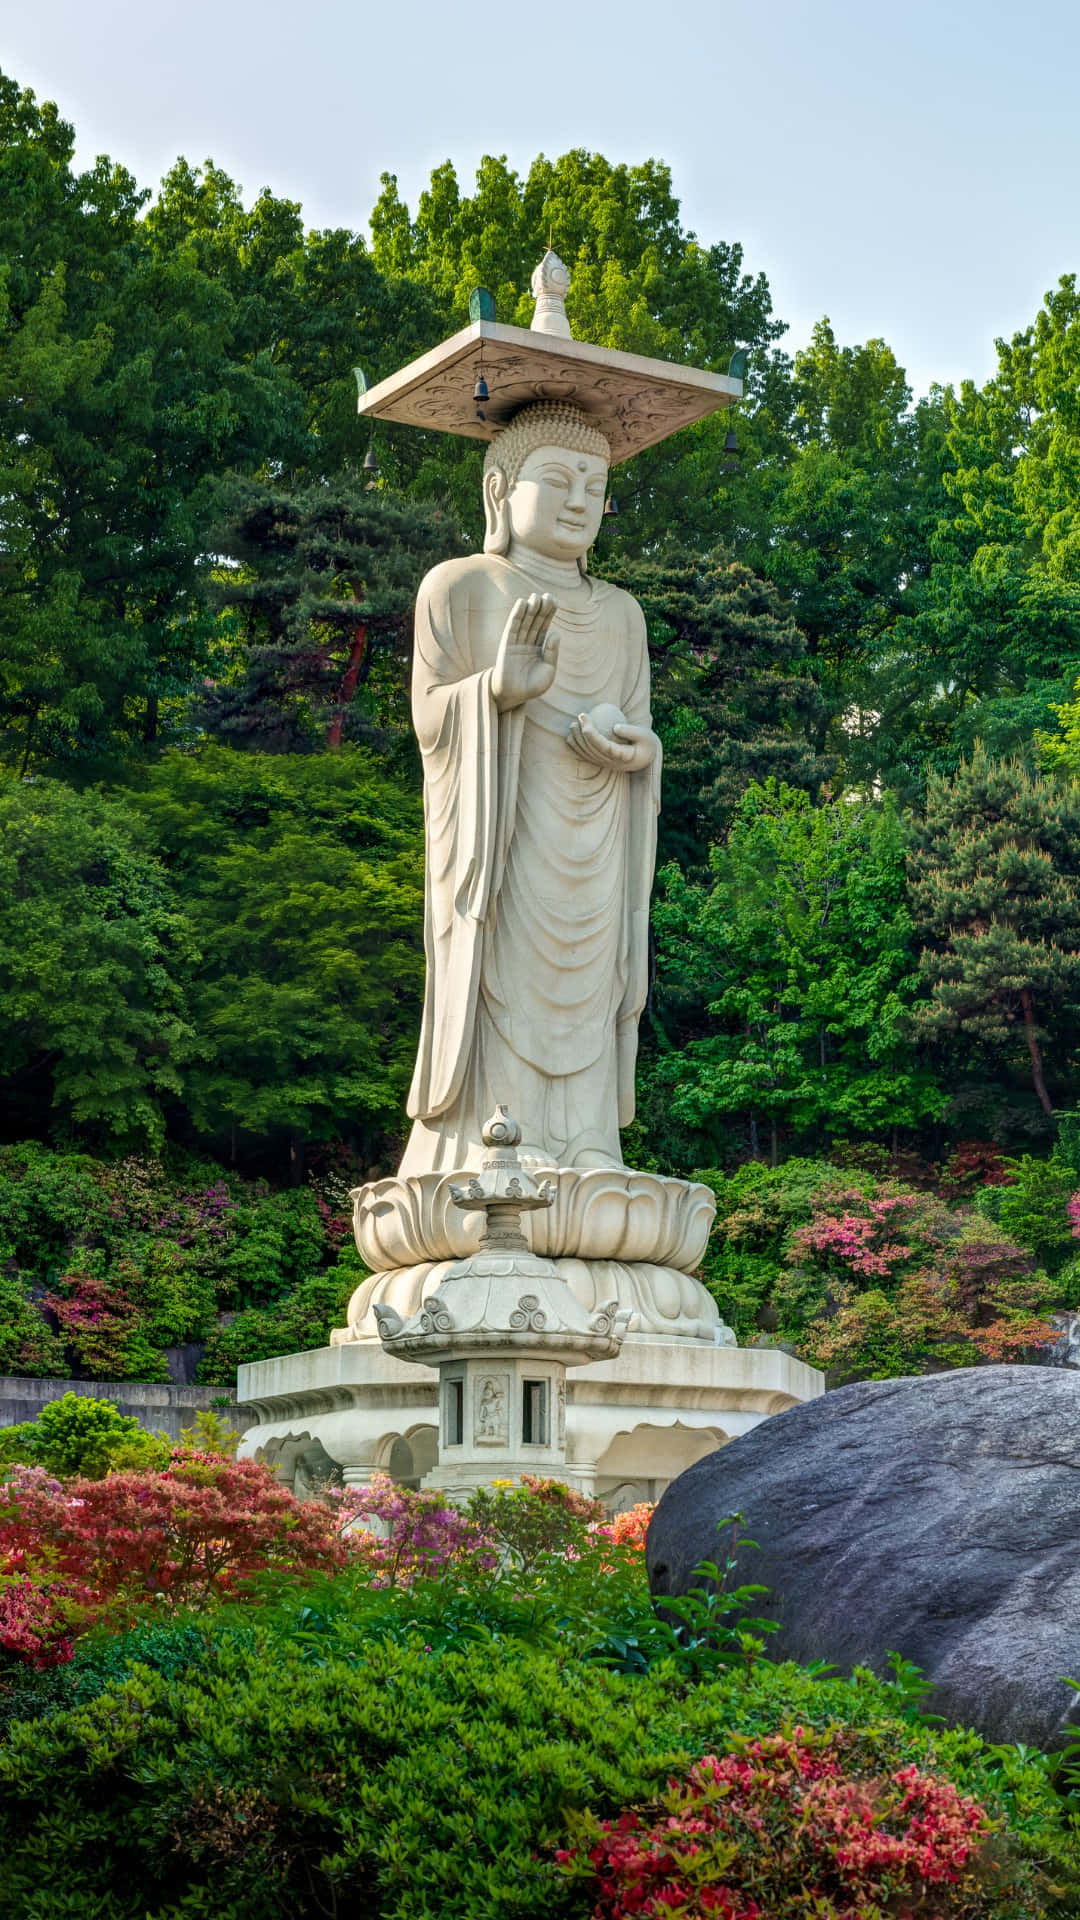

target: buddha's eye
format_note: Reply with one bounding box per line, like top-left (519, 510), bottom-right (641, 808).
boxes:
top-left (542, 473), bottom-right (570, 490)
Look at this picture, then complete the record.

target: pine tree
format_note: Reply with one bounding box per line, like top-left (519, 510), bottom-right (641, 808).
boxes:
top-left (910, 747), bottom-right (1080, 1118)
top-left (202, 478), bottom-right (463, 755)
top-left (606, 551), bottom-right (830, 870)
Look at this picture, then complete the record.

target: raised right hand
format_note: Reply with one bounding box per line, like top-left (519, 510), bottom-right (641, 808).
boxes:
top-left (491, 594), bottom-right (559, 710)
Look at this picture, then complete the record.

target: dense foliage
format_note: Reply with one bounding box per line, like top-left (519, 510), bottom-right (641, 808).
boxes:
top-left (6, 65), bottom-right (1080, 1382)
top-left (0, 1464), bottom-right (1076, 1919)
top-left (0, 1143), bottom-right (362, 1382)
top-left (698, 1152), bottom-right (1080, 1378)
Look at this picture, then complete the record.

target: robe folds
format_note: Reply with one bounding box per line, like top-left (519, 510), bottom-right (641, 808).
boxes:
top-left (400, 552), bottom-right (660, 1176)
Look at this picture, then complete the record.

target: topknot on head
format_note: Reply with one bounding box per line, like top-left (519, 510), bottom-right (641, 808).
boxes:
top-left (483, 402), bottom-right (611, 489)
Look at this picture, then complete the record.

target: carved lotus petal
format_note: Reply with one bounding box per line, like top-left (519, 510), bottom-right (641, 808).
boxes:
top-left (528, 1169), bottom-right (715, 1269)
top-left (350, 1169), bottom-right (715, 1275)
top-left (340, 1254), bottom-right (729, 1346)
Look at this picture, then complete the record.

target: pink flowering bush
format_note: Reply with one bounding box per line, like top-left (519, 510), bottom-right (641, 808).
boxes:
top-left (590, 1503), bottom-right (653, 1554)
top-left (557, 1727), bottom-right (995, 1919)
top-left (700, 1162), bottom-right (1063, 1381)
top-left (336, 1472), bottom-right (497, 1586)
top-left (43, 1268), bottom-right (171, 1381)
top-left (800, 1215), bottom-right (1063, 1378)
top-left (339, 1473), bottom-right (653, 1587)
top-left (0, 1467), bottom-right (93, 1667)
top-left (786, 1187), bottom-right (923, 1284)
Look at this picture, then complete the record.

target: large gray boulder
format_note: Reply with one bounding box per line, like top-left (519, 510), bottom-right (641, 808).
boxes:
top-left (646, 1368), bottom-right (1080, 1746)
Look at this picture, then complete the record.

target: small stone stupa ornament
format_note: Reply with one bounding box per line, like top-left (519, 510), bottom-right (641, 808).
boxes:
top-left (529, 248), bottom-right (572, 337)
top-left (373, 1106), bottom-right (629, 1497)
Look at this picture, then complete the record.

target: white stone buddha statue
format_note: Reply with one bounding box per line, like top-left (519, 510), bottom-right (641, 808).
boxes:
top-left (399, 399), bottom-right (662, 1177)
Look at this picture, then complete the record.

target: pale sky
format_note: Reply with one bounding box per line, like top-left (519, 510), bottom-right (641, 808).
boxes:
top-left (3, 0), bottom-right (1078, 400)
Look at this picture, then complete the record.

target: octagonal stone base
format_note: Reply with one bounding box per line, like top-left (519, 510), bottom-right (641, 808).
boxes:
top-left (236, 1336), bottom-right (824, 1508)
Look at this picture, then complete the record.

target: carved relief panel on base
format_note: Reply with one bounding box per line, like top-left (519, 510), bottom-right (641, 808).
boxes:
top-left (474, 1372), bottom-right (510, 1446)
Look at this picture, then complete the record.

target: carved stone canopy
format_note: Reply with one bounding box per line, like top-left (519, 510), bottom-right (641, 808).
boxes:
top-left (356, 249), bottom-right (742, 466)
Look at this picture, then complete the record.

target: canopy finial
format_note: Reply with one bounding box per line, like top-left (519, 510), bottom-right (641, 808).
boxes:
top-left (530, 249), bottom-right (572, 338)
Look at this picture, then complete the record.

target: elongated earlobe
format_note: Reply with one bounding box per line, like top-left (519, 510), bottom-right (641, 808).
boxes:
top-left (483, 467), bottom-right (510, 555)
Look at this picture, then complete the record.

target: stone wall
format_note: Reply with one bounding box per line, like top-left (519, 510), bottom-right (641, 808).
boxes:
top-left (0, 1376), bottom-right (251, 1445)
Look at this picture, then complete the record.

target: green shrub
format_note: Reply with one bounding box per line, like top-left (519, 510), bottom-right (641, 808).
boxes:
top-left (975, 1154), bottom-right (1078, 1274)
top-left (0, 1270), bottom-right (69, 1378)
top-left (197, 1260), bottom-right (362, 1381)
top-left (0, 1142), bottom-right (358, 1384)
top-left (0, 1620), bottom-right (1072, 1919)
top-left (0, 1392), bottom-right (167, 1479)
top-left (0, 1144), bottom-right (117, 1276)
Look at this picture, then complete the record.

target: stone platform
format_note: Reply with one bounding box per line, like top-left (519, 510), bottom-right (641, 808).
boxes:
top-left (236, 1335), bottom-right (823, 1507)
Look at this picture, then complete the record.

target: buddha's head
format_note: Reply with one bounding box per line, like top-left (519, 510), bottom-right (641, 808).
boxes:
top-left (483, 402), bottom-right (610, 569)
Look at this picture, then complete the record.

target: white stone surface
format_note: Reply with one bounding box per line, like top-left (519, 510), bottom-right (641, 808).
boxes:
top-left (396, 441), bottom-right (659, 1176)
top-left (341, 1255), bottom-right (728, 1346)
top-left (237, 1338), bottom-right (823, 1503)
top-left (351, 1166), bottom-right (716, 1272)
top-left (529, 248), bottom-right (573, 337)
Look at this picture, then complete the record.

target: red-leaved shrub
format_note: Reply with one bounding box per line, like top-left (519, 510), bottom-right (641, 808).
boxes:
top-left (557, 1728), bottom-right (994, 1919)
top-left (0, 1452), bottom-right (350, 1664)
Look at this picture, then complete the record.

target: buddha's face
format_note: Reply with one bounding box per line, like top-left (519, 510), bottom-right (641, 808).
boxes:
top-left (506, 444), bottom-right (608, 561)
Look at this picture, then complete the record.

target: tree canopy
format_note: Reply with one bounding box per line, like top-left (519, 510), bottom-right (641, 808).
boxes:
top-left (6, 64), bottom-right (1080, 1181)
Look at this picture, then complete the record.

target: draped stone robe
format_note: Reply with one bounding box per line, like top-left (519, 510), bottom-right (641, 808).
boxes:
top-left (399, 551), bottom-right (660, 1176)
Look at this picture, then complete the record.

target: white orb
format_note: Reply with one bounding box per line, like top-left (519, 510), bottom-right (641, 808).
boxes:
top-left (586, 703), bottom-right (627, 739)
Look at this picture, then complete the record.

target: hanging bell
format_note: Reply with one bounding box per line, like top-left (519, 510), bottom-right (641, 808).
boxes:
top-left (724, 425), bottom-right (738, 455)
top-left (363, 446), bottom-right (379, 476)
top-left (473, 374), bottom-right (489, 403)
top-left (603, 494), bottom-right (619, 517)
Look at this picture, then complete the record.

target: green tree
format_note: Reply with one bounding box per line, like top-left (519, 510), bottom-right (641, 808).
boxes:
top-left (0, 773), bottom-right (196, 1146)
top-left (201, 477), bottom-right (462, 755)
top-left (910, 749), bottom-right (1080, 1121)
top-left (884, 283), bottom-right (1080, 787)
top-left (645, 782), bottom-right (939, 1166)
top-left (369, 151), bottom-right (788, 547)
top-left (143, 157), bottom-right (443, 479)
top-left (745, 321), bottom-right (950, 774)
top-left (128, 747), bottom-right (424, 1177)
top-left (0, 77), bottom-right (311, 775)
top-left (605, 552), bottom-right (829, 871)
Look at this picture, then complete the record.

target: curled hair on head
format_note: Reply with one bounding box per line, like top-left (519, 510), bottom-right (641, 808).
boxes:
top-left (483, 401), bottom-right (611, 488)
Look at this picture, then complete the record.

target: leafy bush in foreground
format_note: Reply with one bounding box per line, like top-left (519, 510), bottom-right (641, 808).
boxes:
top-left (0, 1626), bottom-right (1072, 1919)
top-left (0, 1391), bottom-right (167, 1479)
top-left (0, 1478), bottom-right (1074, 1916)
